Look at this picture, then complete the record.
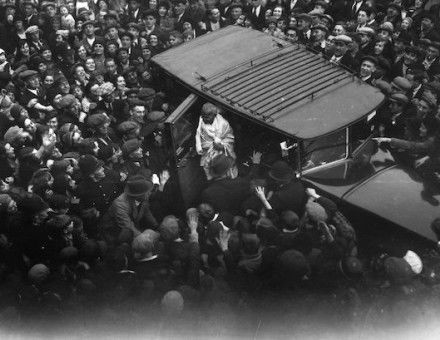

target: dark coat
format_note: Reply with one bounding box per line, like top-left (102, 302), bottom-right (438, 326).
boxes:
top-left (268, 180), bottom-right (307, 217)
top-left (247, 5), bottom-right (267, 30)
top-left (200, 177), bottom-right (251, 215)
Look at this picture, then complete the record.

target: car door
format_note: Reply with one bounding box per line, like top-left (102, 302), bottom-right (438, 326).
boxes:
top-left (164, 94), bottom-right (207, 210)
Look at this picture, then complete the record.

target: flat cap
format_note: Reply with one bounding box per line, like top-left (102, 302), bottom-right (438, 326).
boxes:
top-left (25, 25), bottom-right (39, 34)
top-left (389, 92), bottom-right (409, 105)
top-left (333, 34), bottom-right (352, 44)
top-left (19, 69), bottom-right (39, 80)
top-left (118, 120), bottom-right (140, 134)
top-left (391, 76), bottom-right (412, 92)
top-left (87, 113), bottom-right (110, 128)
top-left (357, 26), bottom-right (375, 36)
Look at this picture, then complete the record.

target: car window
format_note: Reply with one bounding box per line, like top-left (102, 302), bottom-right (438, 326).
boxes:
top-left (301, 129), bottom-right (347, 170)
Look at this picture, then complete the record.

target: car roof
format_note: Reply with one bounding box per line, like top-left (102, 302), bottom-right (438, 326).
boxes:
top-left (343, 165), bottom-right (439, 242)
top-left (152, 26), bottom-right (385, 139)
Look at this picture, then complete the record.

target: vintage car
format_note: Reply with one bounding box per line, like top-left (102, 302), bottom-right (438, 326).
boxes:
top-left (151, 26), bottom-right (439, 245)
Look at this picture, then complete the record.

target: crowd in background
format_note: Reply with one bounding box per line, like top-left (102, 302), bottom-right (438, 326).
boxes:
top-left (0, 0), bottom-right (440, 326)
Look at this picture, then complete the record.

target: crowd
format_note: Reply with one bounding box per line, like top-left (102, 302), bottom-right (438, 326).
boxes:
top-left (0, 0), bottom-right (440, 327)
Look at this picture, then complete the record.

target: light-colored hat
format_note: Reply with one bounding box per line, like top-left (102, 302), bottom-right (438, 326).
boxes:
top-left (25, 25), bottom-right (39, 34)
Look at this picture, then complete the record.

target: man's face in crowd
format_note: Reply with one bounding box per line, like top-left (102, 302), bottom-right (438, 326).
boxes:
top-left (358, 32), bottom-right (370, 45)
top-left (426, 46), bottom-right (440, 61)
top-left (48, 117), bottom-right (58, 131)
top-left (386, 7), bottom-right (398, 18)
top-left (401, 18), bottom-right (411, 30)
top-left (121, 36), bottom-right (132, 48)
top-left (59, 81), bottom-right (70, 94)
top-left (27, 75), bottom-right (40, 89)
top-left (129, 0), bottom-right (140, 11)
top-left (46, 5), bottom-right (56, 17)
top-left (334, 41), bottom-right (348, 57)
top-left (251, 0), bottom-right (261, 8)
top-left (377, 30), bottom-right (390, 40)
top-left (360, 60), bottom-right (375, 78)
top-left (421, 17), bottom-right (434, 30)
top-left (210, 9), bottom-right (220, 22)
top-left (403, 51), bottom-right (417, 65)
top-left (389, 100), bottom-right (402, 114)
top-left (106, 60), bottom-right (117, 74)
top-left (94, 43), bottom-right (105, 55)
top-left (24, 4), bottom-right (34, 16)
top-left (297, 19), bottom-right (310, 31)
top-left (311, 28), bottom-right (325, 42)
top-left (128, 27), bottom-right (139, 39)
top-left (24, 118), bottom-right (36, 134)
top-left (289, 17), bottom-right (297, 28)
top-left (393, 40), bottom-right (405, 53)
top-left (174, 2), bottom-right (186, 16)
top-left (98, 121), bottom-right (109, 135)
top-left (118, 50), bottom-right (129, 63)
top-left (231, 7), bottom-right (242, 20)
top-left (131, 105), bottom-right (146, 123)
top-left (357, 10), bottom-right (369, 25)
top-left (145, 15), bottom-right (156, 28)
top-left (84, 23), bottom-right (95, 36)
top-left (416, 100), bottom-right (431, 116)
top-left (285, 29), bottom-right (298, 43)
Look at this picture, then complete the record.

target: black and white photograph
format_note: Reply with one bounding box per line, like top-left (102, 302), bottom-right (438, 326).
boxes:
top-left (1, 0), bottom-right (440, 338)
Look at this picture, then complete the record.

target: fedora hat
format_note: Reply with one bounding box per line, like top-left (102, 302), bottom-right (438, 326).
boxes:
top-left (269, 161), bottom-right (294, 182)
top-left (125, 175), bottom-right (153, 198)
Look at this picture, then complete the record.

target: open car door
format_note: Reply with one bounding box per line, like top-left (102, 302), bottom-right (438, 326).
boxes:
top-left (164, 94), bottom-right (207, 210)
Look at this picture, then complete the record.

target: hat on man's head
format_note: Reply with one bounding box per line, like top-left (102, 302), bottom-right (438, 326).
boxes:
top-left (360, 55), bottom-right (378, 66)
top-left (19, 195), bottom-right (49, 215)
top-left (19, 70), bottom-right (39, 80)
top-left (25, 25), bottom-right (39, 35)
top-left (146, 110), bottom-right (166, 123)
top-left (28, 264), bottom-right (50, 285)
top-left (99, 82), bottom-right (115, 96)
top-left (391, 76), bottom-right (412, 92)
top-left (159, 215), bottom-right (180, 241)
top-left (125, 175), bottom-right (153, 198)
top-left (277, 249), bottom-right (310, 280)
top-left (269, 161), bottom-right (294, 182)
top-left (87, 113), bottom-right (109, 129)
top-left (306, 201), bottom-right (328, 223)
top-left (311, 23), bottom-right (329, 34)
top-left (82, 20), bottom-right (95, 28)
top-left (333, 34), bottom-right (352, 44)
top-left (138, 87), bottom-right (156, 99)
top-left (374, 79), bottom-right (392, 95)
top-left (295, 13), bottom-right (312, 22)
top-left (121, 138), bottom-right (141, 158)
top-left (209, 154), bottom-right (234, 178)
top-left (58, 94), bottom-right (76, 109)
top-left (4, 126), bottom-right (24, 144)
top-left (357, 26), bottom-right (375, 36)
top-left (384, 256), bottom-right (414, 285)
top-left (379, 22), bottom-right (394, 33)
top-left (118, 121), bottom-right (140, 135)
top-left (389, 92), bottom-right (409, 105)
top-left (78, 154), bottom-right (103, 176)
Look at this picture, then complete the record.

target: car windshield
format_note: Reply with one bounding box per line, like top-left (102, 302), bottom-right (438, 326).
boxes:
top-left (301, 129), bottom-right (348, 171)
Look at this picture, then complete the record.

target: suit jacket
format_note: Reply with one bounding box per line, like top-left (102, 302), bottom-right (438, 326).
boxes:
top-left (102, 192), bottom-right (159, 237)
top-left (247, 5), bottom-right (267, 30)
top-left (345, 0), bottom-right (368, 20)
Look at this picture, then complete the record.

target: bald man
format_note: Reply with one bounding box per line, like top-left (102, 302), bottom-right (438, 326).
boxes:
top-left (195, 103), bottom-right (236, 180)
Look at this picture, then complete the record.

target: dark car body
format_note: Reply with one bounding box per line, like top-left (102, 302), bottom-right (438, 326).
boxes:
top-left (151, 26), bottom-right (438, 244)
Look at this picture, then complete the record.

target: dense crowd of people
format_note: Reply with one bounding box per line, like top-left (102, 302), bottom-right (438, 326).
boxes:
top-left (1, 0), bottom-right (440, 328)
